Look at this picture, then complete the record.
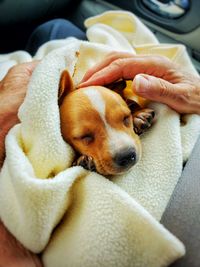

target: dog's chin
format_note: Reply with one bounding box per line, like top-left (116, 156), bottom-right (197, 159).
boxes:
top-left (95, 164), bottom-right (134, 176)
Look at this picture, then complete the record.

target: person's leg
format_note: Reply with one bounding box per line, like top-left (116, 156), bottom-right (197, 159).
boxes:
top-left (26, 19), bottom-right (86, 55)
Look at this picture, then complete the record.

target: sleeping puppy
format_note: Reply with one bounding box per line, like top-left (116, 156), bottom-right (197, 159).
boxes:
top-left (59, 70), bottom-right (154, 176)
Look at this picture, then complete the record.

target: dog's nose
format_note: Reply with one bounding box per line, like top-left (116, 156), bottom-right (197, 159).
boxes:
top-left (114, 148), bottom-right (137, 168)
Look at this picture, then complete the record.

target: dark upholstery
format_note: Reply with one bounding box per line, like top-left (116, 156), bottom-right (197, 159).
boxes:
top-left (161, 135), bottom-right (200, 267)
top-left (0, 0), bottom-right (82, 52)
top-left (26, 19), bottom-right (86, 55)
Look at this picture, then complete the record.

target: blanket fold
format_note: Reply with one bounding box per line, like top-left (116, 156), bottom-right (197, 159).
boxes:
top-left (1, 10), bottom-right (200, 267)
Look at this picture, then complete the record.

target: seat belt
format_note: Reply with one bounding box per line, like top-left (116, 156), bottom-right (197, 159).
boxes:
top-left (161, 135), bottom-right (200, 267)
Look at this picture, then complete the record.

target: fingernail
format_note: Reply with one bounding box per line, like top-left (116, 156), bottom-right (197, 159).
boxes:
top-left (135, 75), bottom-right (149, 95)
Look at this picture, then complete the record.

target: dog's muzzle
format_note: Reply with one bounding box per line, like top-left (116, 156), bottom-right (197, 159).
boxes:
top-left (113, 148), bottom-right (137, 170)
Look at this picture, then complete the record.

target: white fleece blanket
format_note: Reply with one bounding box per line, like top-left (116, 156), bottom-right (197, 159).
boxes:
top-left (0, 10), bottom-right (200, 267)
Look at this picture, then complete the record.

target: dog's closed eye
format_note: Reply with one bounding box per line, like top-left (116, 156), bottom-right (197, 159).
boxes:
top-left (81, 134), bottom-right (94, 144)
top-left (75, 133), bottom-right (95, 145)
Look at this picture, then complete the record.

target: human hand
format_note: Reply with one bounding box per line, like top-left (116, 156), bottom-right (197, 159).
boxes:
top-left (0, 61), bottom-right (42, 267)
top-left (0, 220), bottom-right (43, 267)
top-left (79, 52), bottom-right (200, 114)
top-left (0, 61), bottom-right (39, 167)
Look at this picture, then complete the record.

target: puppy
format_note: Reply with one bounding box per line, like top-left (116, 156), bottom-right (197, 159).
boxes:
top-left (59, 70), bottom-right (154, 176)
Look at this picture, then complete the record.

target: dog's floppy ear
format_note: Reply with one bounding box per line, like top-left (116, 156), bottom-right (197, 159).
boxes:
top-left (106, 79), bottom-right (127, 95)
top-left (58, 70), bottom-right (74, 106)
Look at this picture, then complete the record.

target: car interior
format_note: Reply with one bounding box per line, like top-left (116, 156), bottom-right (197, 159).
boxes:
top-left (0, 0), bottom-right (200, 75)
top-left (0, 0), bottom-right (199, 266)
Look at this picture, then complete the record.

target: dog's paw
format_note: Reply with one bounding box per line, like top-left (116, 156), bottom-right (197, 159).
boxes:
top-left (73, 155), bottom-right (96, 171)
top-left (132, 108), bottom-right (155, 135)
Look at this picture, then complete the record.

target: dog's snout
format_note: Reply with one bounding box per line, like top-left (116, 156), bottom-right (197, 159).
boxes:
top-left (114, 148), bottom-right (137, 168)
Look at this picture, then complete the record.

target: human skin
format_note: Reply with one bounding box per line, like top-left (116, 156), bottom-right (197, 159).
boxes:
top-left (0, 61), bottom-right (43, 267)
top-left (0, 52), bottom-right (200, 267)
top-left (0, 220), bottom-right (43, 267)
top-left (79, 52), bottom-right (200, 114)
top-left (0, 62), bottom-right (39, 166)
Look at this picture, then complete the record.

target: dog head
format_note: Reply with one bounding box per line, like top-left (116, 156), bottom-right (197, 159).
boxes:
top-left (59, 70), bottom-right (142, 175)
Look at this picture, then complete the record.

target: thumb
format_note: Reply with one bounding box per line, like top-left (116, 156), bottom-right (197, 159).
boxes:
top-left (133, 74), bottom-right (181, 109)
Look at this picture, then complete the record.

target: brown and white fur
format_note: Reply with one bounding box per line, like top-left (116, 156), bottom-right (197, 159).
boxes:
top-left (59, 70), bottom-right (154, 176)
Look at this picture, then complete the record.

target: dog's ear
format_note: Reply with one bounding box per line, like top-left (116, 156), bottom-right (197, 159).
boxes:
top-left (58, 70), bottom-right (74, 106)
top-left (106, 79), bottom-right (127, 95)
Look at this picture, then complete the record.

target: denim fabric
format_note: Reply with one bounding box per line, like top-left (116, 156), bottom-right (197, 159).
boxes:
top-left (26, 19), bottom-right (86, 55)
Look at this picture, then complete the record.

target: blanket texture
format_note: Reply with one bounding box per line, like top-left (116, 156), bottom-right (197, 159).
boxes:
top-left (1, 10), bottom-right (200, 267)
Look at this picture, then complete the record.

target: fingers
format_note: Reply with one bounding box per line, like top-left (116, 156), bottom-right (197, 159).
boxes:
top-left (79, 54), bottom-right (172, 88)
top-left (1, 61), bottom-right (40, 94)
top-left (133, 74), bottom-right (199, 114)
top-left (7, 61), bottom-right (39, 75)
top-left (79, 59), bottom-right (125, 87)
top-left (0, 60), bottom-right (40, 119)
top-left (21, 61), bottom-right (40, 76)
top-left (81, 51), bottom-right (135, 83)
top-left (0, 61), bottom-right (40, 167)
top-left (7, 61), bottom-right (40, 79)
